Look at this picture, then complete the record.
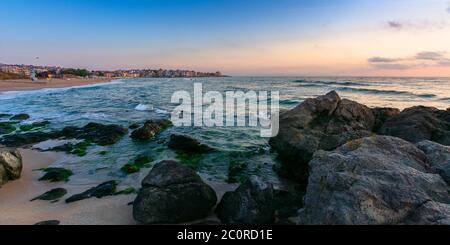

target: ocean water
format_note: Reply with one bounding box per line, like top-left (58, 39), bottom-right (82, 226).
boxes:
top-left (0, 77), bottom-right (449, 187)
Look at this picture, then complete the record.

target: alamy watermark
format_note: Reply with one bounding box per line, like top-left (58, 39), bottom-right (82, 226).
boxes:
top-left (170, 83), bottom-right (279, 137)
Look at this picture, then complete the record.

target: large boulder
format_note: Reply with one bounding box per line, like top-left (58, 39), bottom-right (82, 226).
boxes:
top-left (269, 91), bottom-right (375, 183)
top-left (216, 176), bottom-right (275, 224)
top-left (299, 136), bottom-right (450, 225)
top-left (130, 119), bottom-right (172, 141)
top-left (0, 147), bottom-right (23, 186)
top-left (378, 106), bottom-right (450, 145)
top-left (133, 160), bottom-right (217, 224)
top-left (416, 140), bottom-right (450, 185)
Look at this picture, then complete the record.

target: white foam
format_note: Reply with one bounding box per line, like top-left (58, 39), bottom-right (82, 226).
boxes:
top-left (135, 104), bottom-right (154, 111)
top-left (155, 108), bottom-right (169, 115)
top-left (0, 79), bottom-right (124, 100)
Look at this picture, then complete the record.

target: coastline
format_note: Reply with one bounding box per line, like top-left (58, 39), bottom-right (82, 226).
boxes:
top-left (0, 78), bottom-right (114, 92)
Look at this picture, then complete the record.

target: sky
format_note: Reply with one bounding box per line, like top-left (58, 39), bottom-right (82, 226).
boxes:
top-left (1, 0), bottom-right (450, 76)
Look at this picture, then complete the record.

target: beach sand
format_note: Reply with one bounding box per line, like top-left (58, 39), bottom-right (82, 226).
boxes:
top-left (0, 78), bottom-right (114, 92)
top-left (0, 149), bottom-right (137, 225)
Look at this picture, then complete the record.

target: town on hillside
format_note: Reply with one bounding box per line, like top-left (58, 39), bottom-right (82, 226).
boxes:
top-left (0, 63), bottom-right (225, 80)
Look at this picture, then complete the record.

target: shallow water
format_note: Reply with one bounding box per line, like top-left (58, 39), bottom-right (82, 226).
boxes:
top-left (0, 77), bottom-right (449, 187)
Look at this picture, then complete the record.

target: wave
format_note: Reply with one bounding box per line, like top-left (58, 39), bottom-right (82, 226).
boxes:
top-left (293, 80), bottom-right (367, 87)
top-left (135, 104), bottom-right (154, 111)
top-left (335, 87), bottom-right (436, 98)
top-left (155, 108), bottom-right (169, 115)
top-left (0, 79), bottom-right (124, 100)
top-left (280, 99), bottom-right (302, 105)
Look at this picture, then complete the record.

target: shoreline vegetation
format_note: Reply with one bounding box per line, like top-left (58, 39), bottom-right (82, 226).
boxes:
top-left (0, 90), bottom-right (449, 225)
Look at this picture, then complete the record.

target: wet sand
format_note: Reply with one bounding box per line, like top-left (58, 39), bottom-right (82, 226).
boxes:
top-left (0, 78), bottom-right (114, 92)
top-left (0, 149), bottom-right (136, 225)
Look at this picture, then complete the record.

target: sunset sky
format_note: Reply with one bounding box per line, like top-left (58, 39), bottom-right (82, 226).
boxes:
top-left (1, 0), bottom-right (450, 76)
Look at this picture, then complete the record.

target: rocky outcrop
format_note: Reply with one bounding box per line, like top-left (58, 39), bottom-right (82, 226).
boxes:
top-left (417, 140), bottom-right (450, 185)
top-left (269, 91), bottom-right (376, 182)
top-left (130, 119), bottom-right (172, 141)
top-left (168, 134), bottom-right (214, 153)
top-left (133, 160), bottom-right (217, 224)
top-left (31, 188), bottom-right (67, 202)
top-left (0, 147), bottom-right (23, 186)
top-left (298, 136), bottom-right (450, 225)
top-left (216, 176), bottom-right (275, 224)
top-left (1, 122), bottom-right (127, 147)
top-left (371, 107), bottom-right (400, 131)
top-left (379, 106), bottom-right (450, 145)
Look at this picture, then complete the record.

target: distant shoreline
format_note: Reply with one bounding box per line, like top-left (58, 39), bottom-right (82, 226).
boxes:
top-left (0, 78), bottom-right (114, 92)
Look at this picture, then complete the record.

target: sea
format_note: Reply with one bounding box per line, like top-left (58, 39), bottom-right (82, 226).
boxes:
top-left (0, 77), bottom-right (449, 188)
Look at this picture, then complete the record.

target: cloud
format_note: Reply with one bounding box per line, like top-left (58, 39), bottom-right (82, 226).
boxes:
top-left (368, 51), bottom-right (450, 70)
top-left (415, 51), bottom-right (445, 60)
top-left (385, 20), bottom-right (447, 31)
top-left (387, 21), bottom-right (403, 30)
top-left (368, 57), bottom-right (402, 63)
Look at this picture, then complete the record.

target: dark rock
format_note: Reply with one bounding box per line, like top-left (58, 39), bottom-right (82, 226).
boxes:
top-left (216, 176), bottom-right (275, 224)
top-left (38, 167), bottom-right (73, 182)
top-left (67, 123), bottom-right (128, 146)
top-left (130, 119), bottom-right (172, 141)
top-left (269, 91), bottom-right (375, 183)
top-left (65, 180), bottom-right (118, 203)
top-left (129, 123), bottom-right (141, 129)
top-left (34, 220), bottom-right (60, 225)
top-left (10, 114), bottom-right (30, 121)
top-left (31, 188), bottom-right (67, 201)
top-left (121, 155), bottom-right (153, 174)
top-left (1, 122), bottom-right (127, 147)
top-left (379, 106), bottom-right (450, 145)
top-left (0, 164), bottom-right (8, 186)
top-left (371, 107), bottom-right (400, 131)
top-left (168, 134), bottom-right (213, 153)
top-left (273, 189), bottom-right (304, 224)
top-left (133, 160), bottom-right (217, 224)
top-left (299, 136), bottom-right (450, 225)
top-left (20, 121), bottom-right (50, 132)
top-left (417, 140), bottom-right (450, 185)
top-left (0, 122), bottom-right (16, 135)
top-left (0, 147), bottom-right (22, 180)
top-left (0, 131), bottom-right (56, 147)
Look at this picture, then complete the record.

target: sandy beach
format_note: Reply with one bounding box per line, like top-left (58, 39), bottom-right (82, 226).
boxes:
top-left (0, 78), bottom-right (114, 92)
top-left (0, 149), bottom-right (137, 225)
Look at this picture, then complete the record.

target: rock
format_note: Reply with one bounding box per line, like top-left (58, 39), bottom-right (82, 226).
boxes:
top-left (67, 123), bottom-right (128, 146)
top-left (416, 140), bottom-right (450, 185)
top-left (299, 136), bottom-right (450, 225)
top-left (38, 167), bottom-right (73, 182)
top-left (273, 189), bottom-right (304, 224)
top-left (133, 160), bottom-right (217, 224)
top-left (10, 113), bottom-right (30, 121)
top-left (371, 107), bottom-right (400, 131)
top-left (269, 91), bottom-right (375, 183)
top-left (65, 180), bottom-right (118, 203)
top-left (0, 164), bottom-right (8, 186)
top-left (1, 122), bottom-right (127, 147)
top-left (168, 134), bottom-right (214, 153)
top-left (129, 123), bottom-right (141, 129)
top-left (34, 220), bottom-right (60, 225)
top-left (20, 121), bottom-right (50, 132)
top-left (0, 147), bottom-right (23, 180)
top-left (0, 131), bottom-right (56, 147)
top-left (121, 155), bottom-right (154, 174)
top-left (0, 114), bottom-right (12, 118)
top-left (379, 106), bottom-right (450, 145)
top-left (0, 122), bottom-right (16, 135)
top-left (130, 119), bottom-right (172, 141)
top-left (31, 188), bottom-right (67, 202)
top-left (216, 176), bottom-right (275, 224)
